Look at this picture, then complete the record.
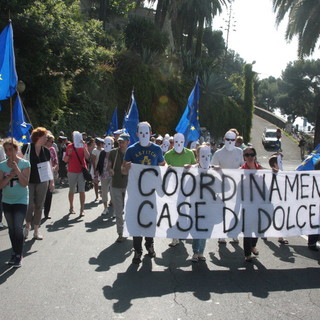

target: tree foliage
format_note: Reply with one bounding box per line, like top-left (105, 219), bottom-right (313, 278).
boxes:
top-left (0, 0), bottom-right (251, 141)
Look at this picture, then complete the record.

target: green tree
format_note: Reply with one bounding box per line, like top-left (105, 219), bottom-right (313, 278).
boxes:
top-left (124, 16), bottom-right (168, 56)
top-left (242, 63), bottom-right (256, 143)
top-left (273, 0), bottom-right (320, 58)
top-left (272, 0), bottom-right (320, 146)
top-left (278, 60), bottom-right (320, 142)
top-left (255, 76), bottom-right (280, 111)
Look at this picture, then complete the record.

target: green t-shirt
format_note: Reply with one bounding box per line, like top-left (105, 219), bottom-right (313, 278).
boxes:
top-left (0, 158), bottom-right (30, 205)
top-left (164, 148), bottom-right (196, 167)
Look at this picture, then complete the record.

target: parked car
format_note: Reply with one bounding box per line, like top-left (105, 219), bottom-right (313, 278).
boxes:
top-left (262, 128), bottom-right (281, 149)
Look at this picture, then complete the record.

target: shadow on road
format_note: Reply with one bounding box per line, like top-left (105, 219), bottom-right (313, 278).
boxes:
top-left (45, 213), bottom-right (83, 233)
top-left (103, 264), bottom-right (320, 313)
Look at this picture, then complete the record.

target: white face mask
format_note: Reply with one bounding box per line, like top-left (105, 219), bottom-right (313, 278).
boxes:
top-left (174, 133), bottom-right (185, 153)
top-left (224, 132), bottom-right (236, 152)
top-left (199, 146), bottom-right (211, 169)
top-left (190, 141), bottom-right (199, 150)
top-left (161, 140), bottom-right (170, 152)
top-left (137, 123), bottom-right (151, 147)
top-left (104, 138), bottom-right (113, 152)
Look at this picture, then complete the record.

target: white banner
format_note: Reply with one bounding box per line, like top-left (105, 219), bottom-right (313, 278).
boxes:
top-left (123, 164), bottom-right (320, 239)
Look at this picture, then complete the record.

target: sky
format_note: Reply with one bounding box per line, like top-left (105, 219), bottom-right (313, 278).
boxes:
top-left (213, 0), bottom-right (319, 79)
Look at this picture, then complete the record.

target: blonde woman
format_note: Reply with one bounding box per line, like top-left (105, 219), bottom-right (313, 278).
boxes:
top-left (0, 138), bottom-right (30, 267)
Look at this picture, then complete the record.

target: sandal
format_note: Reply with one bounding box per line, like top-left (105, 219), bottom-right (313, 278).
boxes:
top-left (251, 248), bottom-right (259, 256)
top-left (278, 239), bottom-right (289, 244)
top-left (191, 254), bottom-right (199, 262)
top-left (69, 208), bottom-right (76, 215)
top-left (79, 212), bottom-right (85, 217)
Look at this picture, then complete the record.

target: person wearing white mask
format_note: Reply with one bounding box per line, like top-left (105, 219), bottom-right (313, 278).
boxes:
top-left (161, 139), bottom-right (170, 154)
top-left (91, 137), bottom-right (105, 201)
top-left (96, 136), bottom-right (114, 215)
top-left (164, 133), bottom-right (196, 247)
top-left (122, 122), bottom-right (165, 264)
top-left (191, 144), bottom-right (211, 262)
top-left (211, 130), bottom-right (244, 244)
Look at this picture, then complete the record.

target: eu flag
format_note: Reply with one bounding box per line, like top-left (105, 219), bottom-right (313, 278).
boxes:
top-left (0, 22), bottom-right (18, 100)
top-left (296, 144), bottom-right (320, 171)
top-left (106, 107), bottom-right (118, 135)
top-left (124, 92), bottom-right (139, 146)
top-left (7, 94), bottom-right (31, 145)
top-left (175, 77), bottom-right (201, 146)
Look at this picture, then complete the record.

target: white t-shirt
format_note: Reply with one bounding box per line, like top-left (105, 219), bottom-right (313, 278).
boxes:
top-left (211, 146), bottom-right (244, 169)
top-left (91, 148), bottom-right (102, 170)
top-left (0, 145), bottom-right (5, 162)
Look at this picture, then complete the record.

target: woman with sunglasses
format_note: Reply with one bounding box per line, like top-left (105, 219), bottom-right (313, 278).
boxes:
top-left (241, 146), bottom-right (262, 262)
top-left (0, 138), bottom-right (30, 267)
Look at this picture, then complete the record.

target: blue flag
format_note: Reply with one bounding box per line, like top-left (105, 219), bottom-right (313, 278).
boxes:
top-left (0, 22), bottom-right (18, 100)
top-left (175, 77), bottom-right (201, 146)
top-left (106, 107), bottom-right (118, 135)
top-left (124, 92), bottom-right (139, 146)
top-left (7, 95), bottom-right (31, 145)
top-left (296, 144), bottom-right (320, 171)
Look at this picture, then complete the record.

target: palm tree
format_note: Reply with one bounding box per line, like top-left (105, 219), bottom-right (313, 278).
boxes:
top-left (169, 0), bottom-right (230, 56)
top-left (272, 0), bottom-right (320, 147)
top-left (272, 0), bottom-right (320, 58)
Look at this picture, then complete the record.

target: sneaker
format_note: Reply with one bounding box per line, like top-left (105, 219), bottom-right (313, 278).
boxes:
top-left (132, 251), bottom-right (142, 264)
top-left (218, 238), bottom-right (227, 244)
top-left (12, 256), bottom-right (22, 268)
top-left (146, 245), bottom-right (156, 258)
top-left (0, 222), bottom-right (4, 228)
top-left (116, 235), bottom-right (126, 243)
top-left (168, 238), bottom-right (179, 247)
top-left (231, 238), bottom-right (239, 244)
top-left (23, 226), bottom-right (31, 239)
top-left (33, 232), bottom-right (43, 240)
top-left (7, 254), bottom-right (16, 265)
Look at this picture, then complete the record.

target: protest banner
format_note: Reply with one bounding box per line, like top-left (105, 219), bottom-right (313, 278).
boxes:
top-left (123, 164), bottom-right (320, 239)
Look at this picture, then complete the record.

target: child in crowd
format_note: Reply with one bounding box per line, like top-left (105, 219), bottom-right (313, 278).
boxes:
top-left (268, 154), bottom-right (289, 245)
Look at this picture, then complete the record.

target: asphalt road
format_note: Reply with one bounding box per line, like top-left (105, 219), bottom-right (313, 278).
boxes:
top-left (0, 116), bottom-right (319, 320)
top-left (250, 114), bottom-right (302, 170)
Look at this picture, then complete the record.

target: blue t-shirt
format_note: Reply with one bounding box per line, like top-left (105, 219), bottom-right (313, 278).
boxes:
top-left (0, 158), bottom-right (30, 205)
top-left (124, 142), bottom-right (164, 165)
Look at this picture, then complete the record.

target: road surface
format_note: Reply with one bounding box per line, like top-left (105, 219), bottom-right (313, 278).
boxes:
top-left (0, 115), bottom-right (319, 320)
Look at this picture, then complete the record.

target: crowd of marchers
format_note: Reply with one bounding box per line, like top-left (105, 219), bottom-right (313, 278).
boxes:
top-left (0, 124), bottom-right (319, 268)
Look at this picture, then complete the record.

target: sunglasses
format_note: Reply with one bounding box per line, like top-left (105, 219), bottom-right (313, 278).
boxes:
top-left (244, 153), bottom-right (256, 157)
top-left (225, 138), bottom-right (235, 141)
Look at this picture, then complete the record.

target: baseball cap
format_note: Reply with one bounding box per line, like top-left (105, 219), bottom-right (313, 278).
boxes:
top-left (118, 133), bottom-right (130, 142)
top-left (113, 129), bottom-right (125, 135)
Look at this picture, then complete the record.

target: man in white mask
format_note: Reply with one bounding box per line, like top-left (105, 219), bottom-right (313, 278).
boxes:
top-left (198, 145), bottom-right (211, 169)
top-left (96, 137), bottom-right (114, 215)
top-left (104, 137), bottom-right (113, 152)
top-left (164, 133), bottom-right (196, 247)
top-left (211, 129), bottom-right (244, 244)
top-left (122, 122), bottom-right (165, 264)
top-left (161, 139), bottom-right (170, 153)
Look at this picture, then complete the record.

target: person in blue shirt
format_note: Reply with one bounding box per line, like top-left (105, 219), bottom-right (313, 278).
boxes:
top-left (0, 138), bottom-right (30, 268)
top-left (122, 122), bottom-right (165, 264)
